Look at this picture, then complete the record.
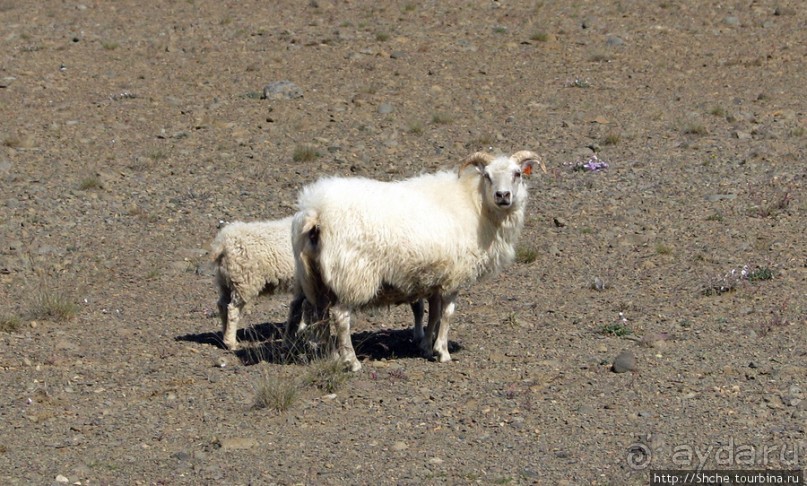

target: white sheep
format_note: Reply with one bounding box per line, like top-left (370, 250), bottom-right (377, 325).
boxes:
top-left (291, 150), bottom-right (543, 371)
top-left (211, 217), bottom-right (425, 351)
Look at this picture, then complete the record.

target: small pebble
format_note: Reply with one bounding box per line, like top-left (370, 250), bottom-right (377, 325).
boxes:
top-left (704, 193), bottom-right (737, 202)
top-left (262, 80), bottom-right (303, 100)
top-left (219, 437), bottom-right (259, 451)
top-left (612, 350), bottom-right (636, 373)
top-left (733, 130), bottom-right (752, 140)
top-left (392, 441), bottom-right (408, 451)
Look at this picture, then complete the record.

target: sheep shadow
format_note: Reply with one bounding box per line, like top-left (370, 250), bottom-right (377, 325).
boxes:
top-left (176, 323), bottom-right (462, 366)
top-left (353, 328), bottom-right (463, 362)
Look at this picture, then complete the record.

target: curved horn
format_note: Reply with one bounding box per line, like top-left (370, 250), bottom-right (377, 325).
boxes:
top-left (457, 152), bottom-right (496, 178)
top-left (511, 150), bottom-right (546, 174)
top-left (511, 151), bottom-right (540, 164)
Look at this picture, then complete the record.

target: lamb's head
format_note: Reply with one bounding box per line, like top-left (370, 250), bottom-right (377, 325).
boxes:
top-left (459, 151), bottom-right (543, 209)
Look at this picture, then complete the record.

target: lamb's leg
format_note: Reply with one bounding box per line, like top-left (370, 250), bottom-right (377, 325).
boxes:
top-left (411, 299), bottom-right (425, 341)
top-left (419, 293), bottom-right (442, 359)
top-left (331, 304), bottom-right (361, 371)
top-left (217, 288), bottom-right (230, 344)
top-left (433, 292), bottom-right (457, 363)
top-left (223, 298), bottom-right (243, 351)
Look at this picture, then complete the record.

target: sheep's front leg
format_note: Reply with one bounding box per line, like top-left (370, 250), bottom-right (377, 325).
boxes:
top-left (331, 304), bottom-right (361, 371)
top-left (411, 299), bottom-right (425, 342)
top-left (433, 292), bottom-right (457, 363)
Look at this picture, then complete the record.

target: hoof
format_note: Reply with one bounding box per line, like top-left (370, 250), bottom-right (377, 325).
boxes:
top-left (435, 350), bottom-right (451, 363)
top-left (346, 358), bottom-right (362, 372)
top-left (418, 338), bottom-right (433, 359)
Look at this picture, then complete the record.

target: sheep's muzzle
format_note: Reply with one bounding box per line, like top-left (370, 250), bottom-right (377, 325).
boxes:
top-left (494, 190), bottom-right (512, 207)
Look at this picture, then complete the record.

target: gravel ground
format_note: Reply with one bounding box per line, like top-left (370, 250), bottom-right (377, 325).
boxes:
top-left (1, 1), bottom-right (805, 484)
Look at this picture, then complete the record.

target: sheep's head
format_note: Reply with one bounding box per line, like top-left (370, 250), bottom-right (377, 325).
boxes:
top-left (459, 151), bottom-right (544, 209)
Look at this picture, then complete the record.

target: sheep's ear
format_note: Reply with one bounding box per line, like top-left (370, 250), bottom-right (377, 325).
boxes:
top-left (520, 159), bottom-right (546, 177)
top-left (512, 151), bottom-right (545, 177)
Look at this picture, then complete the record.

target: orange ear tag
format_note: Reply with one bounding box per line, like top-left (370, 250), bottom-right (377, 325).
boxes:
top-left (523, 164), bottom-right (533, 177)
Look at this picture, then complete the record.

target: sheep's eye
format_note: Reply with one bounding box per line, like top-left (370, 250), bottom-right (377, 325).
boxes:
top-left (514, 171), bottom-right (522, 179)
top-left (483, 172), bottom-right (492, 182)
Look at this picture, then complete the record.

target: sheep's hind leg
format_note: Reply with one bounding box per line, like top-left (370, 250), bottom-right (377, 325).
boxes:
top-left (411, 299), bottom-right (425, 342)
top-left (433, 292), bottom-right (457, 363)
top-left (284, 292), bottom-right (307, 350)
top-left (331, 305), bottom-right (361, 371)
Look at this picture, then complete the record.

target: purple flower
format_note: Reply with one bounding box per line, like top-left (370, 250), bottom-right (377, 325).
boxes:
top-left (581, 155), bottom-right (609, 172)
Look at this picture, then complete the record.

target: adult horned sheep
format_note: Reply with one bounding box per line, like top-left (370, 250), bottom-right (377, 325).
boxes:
top-left (211, 217), bottom-right (425, 351)
top-left (292, 150), bottom-right (543, 371)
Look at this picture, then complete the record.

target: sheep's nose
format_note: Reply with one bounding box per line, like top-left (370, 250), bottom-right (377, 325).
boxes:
top-left (495, 190), bottom-right (512, 205)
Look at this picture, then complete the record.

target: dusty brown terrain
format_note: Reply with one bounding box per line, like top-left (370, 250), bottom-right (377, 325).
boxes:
top-left (1, 1), bottom-right (805, 484)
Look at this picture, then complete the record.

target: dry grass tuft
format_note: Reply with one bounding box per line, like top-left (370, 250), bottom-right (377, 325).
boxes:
top-left (0, 315), bottom-right (22, 333)
top-left (305, 356), bottom-right (351, 393)
top-left (292, 144), bottom-right (320, 162)
top-left (253, 373), bottom-right (299, 412)
top-left (29, 289), bottom-right (79, 322)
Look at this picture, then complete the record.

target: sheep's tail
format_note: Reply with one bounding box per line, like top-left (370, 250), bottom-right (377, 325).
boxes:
top-left (293, 208), bottom-right (320, 251)
top-left (209, 234), bottom-right (226, 265)
top-left (292, 209), bottom-right (329, 312)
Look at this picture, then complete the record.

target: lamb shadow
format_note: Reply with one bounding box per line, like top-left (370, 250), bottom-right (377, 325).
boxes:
top-left (174, 322), bottom-right (284, 350)
top-left (352, 328), bottom-right (463, 362)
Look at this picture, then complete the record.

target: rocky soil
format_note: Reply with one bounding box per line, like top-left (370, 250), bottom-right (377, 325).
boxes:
top-left (0, 1), bottom-right (805, 484)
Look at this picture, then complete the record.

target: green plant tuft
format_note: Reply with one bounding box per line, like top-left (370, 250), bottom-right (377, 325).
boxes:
top-left (747, 267), bottom-right (773, 281)
top-left (602, 323), bottom-right (631, 337)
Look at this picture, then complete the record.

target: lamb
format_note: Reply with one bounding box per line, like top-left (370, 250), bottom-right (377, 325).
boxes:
top-left (291, 150), bottom-right (543, 371)
top-left (211, 217), bottom-right (425, 351)
top-left (211, 217), bottom-right (305, 350)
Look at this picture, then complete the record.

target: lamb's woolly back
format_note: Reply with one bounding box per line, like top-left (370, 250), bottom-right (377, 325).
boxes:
top-left (212, 217), bottom-right (297, 295)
